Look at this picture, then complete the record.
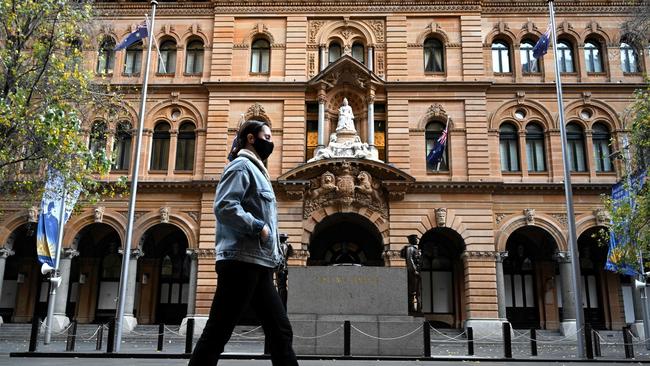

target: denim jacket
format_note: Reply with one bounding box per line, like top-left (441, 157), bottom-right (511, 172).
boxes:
top-left (214, 153), bottom-right (282, 268)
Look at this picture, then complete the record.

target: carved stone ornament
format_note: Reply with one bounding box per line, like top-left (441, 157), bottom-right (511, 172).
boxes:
top-left (435, 208), bottom-right (447, 227)
top-left (308, 20), bottom-right (327, 43)
top-left (28, 206), bottom-right (39, 223)
top-left (495, 213), bottom-right (507, 226)
top-left (382, 249), bottom-right (402, 260)
top-left (160, 207), bottom-right (170, 224)
top-left (247, 103), bottom-right (266, 119)
top-left (552, 213), bottom-right (568, 228)
top-left (291, 249), bottom-right (310, 260)
top-left (94, 206), bottom-right (105, 223)
top-left (524, 208), bottom-right (535, 225)
top-left (594, 208), bottom-right (609, 226)
top-left (426, 104), bottom-right (447, 119)
top-left (304, 163), bottom-right (387, 219)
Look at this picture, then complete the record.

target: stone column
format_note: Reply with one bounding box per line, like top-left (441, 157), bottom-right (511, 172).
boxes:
top-left (367, 46), bottom-right (374, 72)
top-left (556, 251), bottom-right (577, 338)
top-left (168, 130), bottom-right (178, 174)
top-left (181, 249), bottom-right (199, 336)
top-left (0, 247), bottom-right (15, 324)
top-left (367, 95), bottom-right (375, 146)
top-left (49, 248), bottom-right (79, 331)
top-left (317, 88), bottom-right (327, 149)
top-left (631, 286), bottom-right (646, 339)
top-left (319, 45), bottom-right (326, 71)
top-left (122, 248), bottom-right (143, 332)
top-left (495, 251), bottom-right (508, 320)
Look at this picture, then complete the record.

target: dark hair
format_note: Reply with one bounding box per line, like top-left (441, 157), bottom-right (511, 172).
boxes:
top-left (228, 119), bottom-right (269, 161)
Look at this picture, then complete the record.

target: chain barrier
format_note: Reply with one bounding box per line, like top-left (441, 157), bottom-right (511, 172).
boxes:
top-left (593, 330), bottom-right (649, 347)
top-left (231, 326), bottom-right (263, 338)
top-left (504, 327), bottom-right (584, 344)
top-left (38, 320), bottom-right (74, 335)
top-left (294, 325), bottom-right (344, 340)
top-left (350, 324), bottom-right (423, 341)
top-left (427, 324), bottom-right (467, 342)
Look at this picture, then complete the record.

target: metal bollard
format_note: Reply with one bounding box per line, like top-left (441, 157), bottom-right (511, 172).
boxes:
top-left (530, 328), bottom-right (537, 356)
top-left (467, 327), bottom-right (474, 356)
top-left (344, 321), bottom-right (351, 356)
top-left (623, 326), bottom-right (634, 359)
top-left (185, 318), bottom-right (195, 354)
top-left (423, 321), bottom-right (431, 357)
top-left (503, 322), bottom-right (512, 359)
top-left (28, 316), bottom-right (40, 352)
top-left (106, 318), bottom-right (115, 354)
top-left (593, 328), bottom-right (602, 357)
top-left (157, 323), bottom-right (165, 352)
top-left (96, 324), bottom-right (104, 351)
top-left (585, 323), bottom-right (594, 359)
top-left (66, 321), bottom-right (78, 352)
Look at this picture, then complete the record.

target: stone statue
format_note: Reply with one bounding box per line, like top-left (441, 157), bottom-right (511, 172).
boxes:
top-left (435, 207), bottom-right (447, 227)
top-left (401, 234), bottom-right (422, 313)
top-left (336, 98), bottom-right (356, 132)
top-left (355, 171), bottom-right (382, 203)
top-left (94, 206), bottom-right (105, 223)
top-left (309, 171), bottom-right (338, 199)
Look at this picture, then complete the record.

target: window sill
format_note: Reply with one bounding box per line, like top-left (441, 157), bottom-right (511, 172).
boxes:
top-left (183, 72), bottom-right (202, 77)
top-left (560, 72), bottom-right (578, 76)
top-left (426, 170), bottom-right (450, 174)
top-left (623, 72), bottom-right (642, 76)
top-left (156, 72), bottom-right (175, 77)
top-left (595, 171), bottom-right (616, 175)
top-left (587, 72), bottom-right (607, 77)
top-left (501, 171), bottom-right (522, 175)
top-left (110, 169), bottom-right (128, 174)
top-left (527, 171), bottom-right (548, 175)
top-left (148, 170), bottom-right (168, 174)
top-left (249, 72), bottom-right (270, 76)
top-left (173, 170), bottom-right (194, 174)
top-left (122, 73), bottom-right (141, 77)
top-left (493, 72), bottom-right (513, 76)
top-left (95, 72), bottom-right (114, 77)
top-left (570, 171), bottom-right (590, 175)
top-left (522, 72), bottom-right (542, 76)
top-left (424, 71), bottom-right (446, 76)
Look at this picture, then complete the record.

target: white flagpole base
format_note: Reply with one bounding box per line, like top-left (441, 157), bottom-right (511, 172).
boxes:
top-left (120, 315), bottom-right (138, 334)
top-left (560, 320), bottom-right (578, 340)
top-left (41, 315), bottom-right (70, 333)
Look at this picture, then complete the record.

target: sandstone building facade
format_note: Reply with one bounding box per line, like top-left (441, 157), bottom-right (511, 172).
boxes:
top-left (0, 0), bottom-right (648, 337)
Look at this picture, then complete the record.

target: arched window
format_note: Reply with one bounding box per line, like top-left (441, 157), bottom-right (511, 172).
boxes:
top-left (89, 121), bottom-right (108, 159)
top-left (250, 39), bottom-right (270, 73)
top-left (351, 42), bottom-right (365, 64)
top-left (425, 121), bottom-right (448, 171)
top-left (150, 122), bottom-right (170, 171)
top-left (175, 122), bottom-right (196, 171)
top-left (567, 122), bottom-right (586, 172)
top-left (185, 39), bottom-right (204, 75)
top-left (112, 121), bottom-right (132, 171)
top-left (499, 123), bottom-right (519, 172)
top-left (584, 40), bottom-right (603, 73)
top-left (96, 36), bottom-right (115, 74)
top-left (525, 123), bottom-right (545, 172)
top-left (520, 39), bottom-right (539, 73)
top-left (157, 39), bottom-right (176, 74)
top-left (124, 41), bottom-right (143, 75)
top-left (620, 42), bottom-right (640, 73)
top-left (424, 38), bottom-right (444, 73)
top-left (328, 42), bottom-right (342, 64)
top-left (592, 122), bottom-right (612, 172)
top-left (557, 40), bottom-right (575, 73)
top-left (492, 41), bottom-right (511, 73)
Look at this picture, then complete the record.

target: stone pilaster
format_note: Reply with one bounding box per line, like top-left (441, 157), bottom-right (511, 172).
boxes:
top-left (495, 251), bottom-right (508, 320)
top-left (0, 247), bottom-right (15, 324)
top-left (556, 251), bottom-right (577, 338)
top-left (123, 248), bottom-right (144, 332)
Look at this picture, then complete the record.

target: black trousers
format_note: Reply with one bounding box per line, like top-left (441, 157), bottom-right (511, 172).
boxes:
top-left (188, 260), bottom-right (298, 366)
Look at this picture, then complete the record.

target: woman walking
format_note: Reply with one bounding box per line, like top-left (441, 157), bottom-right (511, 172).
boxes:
top-left (189, 120), bottom-right (298, 366)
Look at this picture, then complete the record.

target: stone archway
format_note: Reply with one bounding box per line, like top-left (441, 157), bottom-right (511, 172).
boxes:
top-left (308, 212), bottom-right (384, 266)
top-left (503, 226), bottom-right (559, 330)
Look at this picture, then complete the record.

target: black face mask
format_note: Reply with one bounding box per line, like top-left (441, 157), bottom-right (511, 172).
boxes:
top-left (253, 138), bottom-right (274, 161)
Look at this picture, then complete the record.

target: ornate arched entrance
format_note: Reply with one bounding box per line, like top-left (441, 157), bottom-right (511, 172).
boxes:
top-left (308, 213), bottom-right (383, 266)
top-left (72, 223), bottom-right (122, 323)
top-left (419, 227), bottom-right (465, 328)
top-left (0, 224), bottom-right (47, 323)
top-left (139, 223), bottom-right (190, 325)
top-left (504, 226), bottom-right (558, 329)
top-left (578, 226), bottom-right (610, 329)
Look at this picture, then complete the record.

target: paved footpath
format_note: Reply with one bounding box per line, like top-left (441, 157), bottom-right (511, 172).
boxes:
top-left (3, 355), bottom-right (650, 366)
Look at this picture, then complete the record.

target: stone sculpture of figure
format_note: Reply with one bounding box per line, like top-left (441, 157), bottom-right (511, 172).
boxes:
top-left (355, 171), bottom-right (382, 203)
top-left (336, 98), bottom-right (356, 132)
top-left (309, 171), bottom-right (338, 199)
top-left (94, 206), bottom-right (105, 223)
top-left (401, 234), bottom-right (422, 313)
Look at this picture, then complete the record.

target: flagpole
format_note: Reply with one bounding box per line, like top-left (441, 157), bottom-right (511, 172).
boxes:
top-left (114, 0), bottom-right (158, 352)
top-left (43, 187), bottom-right (67, 345)
top-left (547, 0), bottom-right (585, 358)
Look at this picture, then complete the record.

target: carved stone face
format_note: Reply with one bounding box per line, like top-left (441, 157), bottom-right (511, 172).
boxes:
top-left (594, 208), bottom-right (608, 225)
top-left (322, 172), bottom-right (334, 185)
top-left (94, 206), bottom-right (105, 223)
top-left (28, 206), bottom-right (39, 223)
top-left (435, 208), bottom-right (447, 226)
top-left (524, 208), bottom-right (535, 224)
top-left (160, 207), bottom-right (170, 223)
top-left (342, 98), bottom-right (348, 106)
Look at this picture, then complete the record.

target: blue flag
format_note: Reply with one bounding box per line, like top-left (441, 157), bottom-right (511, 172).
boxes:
top-left (426, 126), bottom-right (448, 167)
top-left (36, 169), bottom-right (81, 269)
top-left (114, 22), bottom-right (148, 51)
top-left (605, 170), bottom-right (646, 275)
top-left (532, 28), bottom-right (551, 59)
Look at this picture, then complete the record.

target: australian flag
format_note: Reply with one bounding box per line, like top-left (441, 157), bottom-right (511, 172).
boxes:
top-left (532, 27), bottom-right (551, 59)
top-left (426, 126), bottom-right (448, 167)
top-left (114, 22), bottom-right (148, 51)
